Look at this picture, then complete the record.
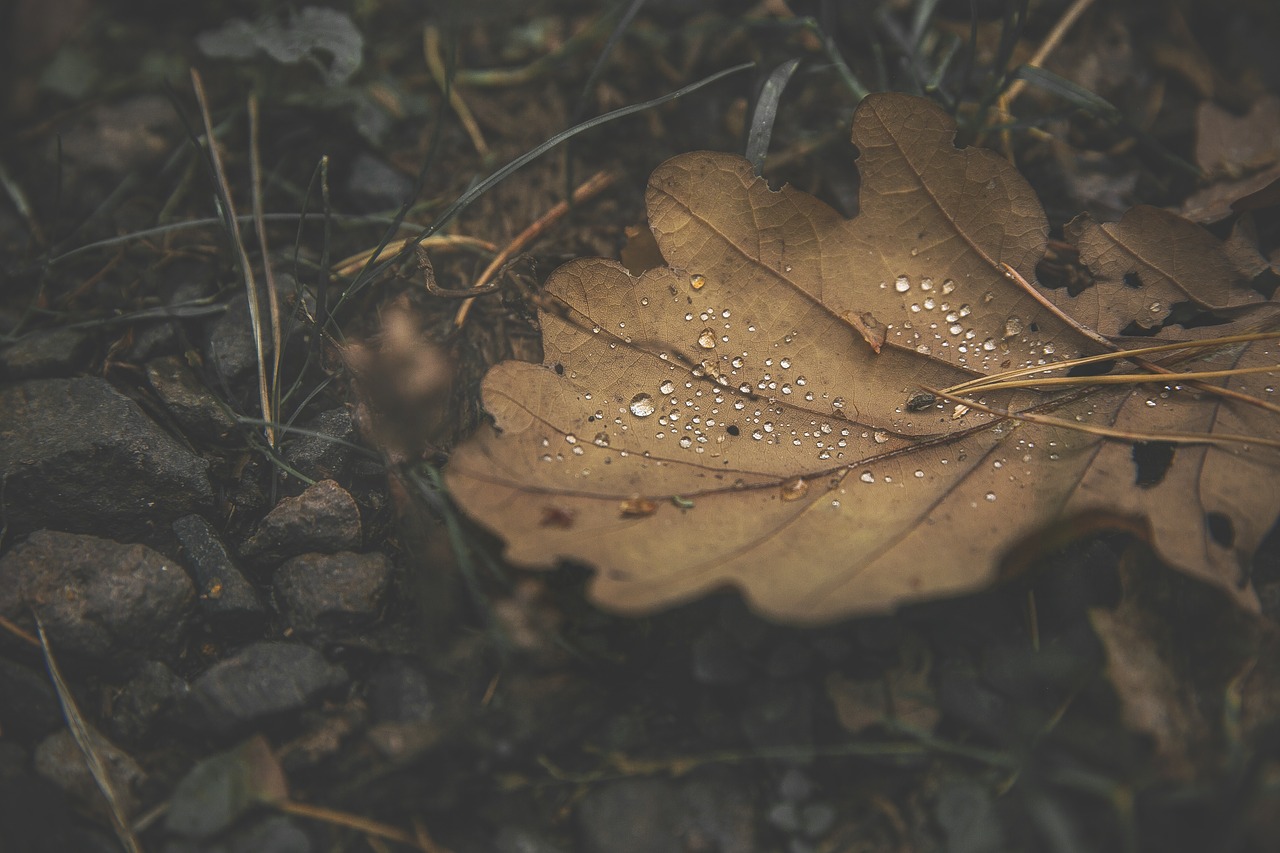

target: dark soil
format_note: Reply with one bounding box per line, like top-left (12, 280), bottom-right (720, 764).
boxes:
top-left (2, 2), bottom-right (1280, 852)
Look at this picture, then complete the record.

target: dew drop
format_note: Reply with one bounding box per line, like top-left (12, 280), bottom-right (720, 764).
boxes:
top-left (873, 430), bottom-right (888, 443)
top-left (593, 432), bottom-right (609, 447)
top-left (780, 477), bottom-right (809, 501)
top-left (780, 357), bottom-right (792, 369)
top-left (1003, 317), bottom-right (1023, 338)
top-left (920, 277), bottom-right (934, 291)
top-left (690, 273), bottom-right (707, 290)
top-left (985, 492), bottom-right (997, 502)
top-left (640, 297), bottom-right (649, 306)
top-left (859, 471), bottom-right (875, 483)
top-left (564, 434), bottom-right (578, 444)
top-left (731, 356), bottom-right (745, 368)
top-left (697, 329), bottom-right (717, 349)
top-left (678, 436), bottom-right (693, 448)
top-left (659, 379), bottom-right (676, 395)
top-left (629, 394), bottom-right (656, 417)
top-left (914, 470), bottom-right (925, 478)
top-left (942, 279), bottom-right (957, 295)
top-left (781, 384), bottom-right (793, 395)
top-left (894, 275), bottom-right (911, 293)
top-left (832, 397), bottom-right (846, 409)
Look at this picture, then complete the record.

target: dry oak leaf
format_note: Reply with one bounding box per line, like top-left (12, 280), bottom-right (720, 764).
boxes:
top-left (447, 92), bottom-right (1280, 624)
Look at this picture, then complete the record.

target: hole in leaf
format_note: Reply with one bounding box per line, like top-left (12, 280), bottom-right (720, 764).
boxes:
top-left (1131, 441), bottom-right (1175, 488)
top-left (1028, 322), bottom-right (1040, 333)
top-left (726, 425), bottom-right (740, 436)
top-left (1119, 320), bottom-right (1160, 337)
top-left (553, 362), bottom-right (564, 375)
top-left (1122, 271), bottom-right (1143, 289)
top-left (1206, 512), bottom-right (1235, 548)
top-left (1067, 360), bottom-right (1114, 378)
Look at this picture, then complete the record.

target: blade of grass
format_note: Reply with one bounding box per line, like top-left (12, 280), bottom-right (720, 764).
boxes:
top-left (745, 58), bottom-right (802, 176)
top-left (35, 617), bottom-right (143, 853)
top-left (330, 61), bottom-right (755, 320)
top-left (248, 94), bottom-right (285, 451)
top-left (190, 69), bottom-right (276, 447)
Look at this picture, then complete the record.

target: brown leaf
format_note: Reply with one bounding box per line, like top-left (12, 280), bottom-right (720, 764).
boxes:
top-left (447, 93), bottom-right (1280, 623)
top-left (1057, 206), bottom-right (1261, 335)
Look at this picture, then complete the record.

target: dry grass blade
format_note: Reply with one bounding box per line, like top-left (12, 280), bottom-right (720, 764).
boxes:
top-left (249, 94), bottom-right (284, 448)
top-left (277, 800), bottom-right (434, 850)
top-left (35, 617), bottom-right (142, 853)
top-left (190, 69), bottom-right (277, 446)
top-left (333, 235), bottom-right (496, 279)
top-left (423, 25), bottom-right (489, 157)
top-left (452, 168), bottom-right (618, 327)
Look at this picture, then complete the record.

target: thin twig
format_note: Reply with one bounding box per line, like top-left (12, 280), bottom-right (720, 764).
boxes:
top-left (453, 168), bottom-right (619, 328)
top-left (36, 618), bottom-right (143, 853)
top-left (278, 800), bottom-right (432, 850)
top-left (249, 94), bottom-right (284, 449)
top-left (190, 69), bottom-right (276, 446)
top-left (1000, 0), bottom-right (1096, 106)
top-left (423, 25), bottom-right (489, 157)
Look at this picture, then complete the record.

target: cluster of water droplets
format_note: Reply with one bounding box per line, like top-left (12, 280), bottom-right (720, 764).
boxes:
top-left (881, 272), bottom-right (1068, 371)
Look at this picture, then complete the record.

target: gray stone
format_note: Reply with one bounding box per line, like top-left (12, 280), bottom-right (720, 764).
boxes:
top-left (273, 551), bottom-right (391, 634)
top-left (0, 658), bottom-right (61, 740)
top-left (146, 356), bottom-right (237, 442)
top-left (33, 728), bottom-right (145, 820)
top-left (576, 770), bottom-right (757, 853)
top-left (0, 377), bottom-right (213, 539)
top-left (1, 327), bottom-right (93, 378)
top-left (173, 514), bottom-right (266, 634)
top-left (241, 479), bottom-right (362, 567)
top-left (0, 530), bottom-right (194, 666)
top-left (188, 642), bottom-right (348, 733)
top-left (282, 407), bottom-right (356, 482)
top-left (106, 661), bottom-right (190, 743)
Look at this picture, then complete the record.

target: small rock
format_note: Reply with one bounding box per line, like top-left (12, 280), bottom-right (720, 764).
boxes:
top-left (367, 657), bottom-right (436, 724)
top-left (241, 479), bottom-right (361, 567)
top-left (205, 294), bottom-right (268, 390)
top-left (576, 777), bottom-right (684, 853)
top-left (107, 661), bottom-right (190, 743)
top-left (0, 530), bottom-right (194, 666)
top-left (0, 377), bottom-right (213, 539)
top-left (767, 802), bottom-right (800, 834)
top-left (798, 802), bottom-right (836, 838)
top-left (273, 551), bottom-right (391, 634)
top-left (493, 825), bottom-right (569, 853)
top-left (172, 514), bottom-right (266, 634)
top-left (576, 771), bottom-right (757, 853)
top-left (740, 682), bottom-right (813, 754)
top-left (1, 327), bottom-right (93, 378)
top-left (188, 642), bottom-right (348, 734)
top-left (691, 627), bottom-right (750, 685)
top-left (146, 356), bottom-right (238, 442)
top-left (282, 407), bottom-right (356, 482)
top-left (0, 657), bottom-right (62, 740)
top-left (346, 152), bottom-right (415, 211)
top-left (777, 768), bottom-right (813, 803)
top-left (34, 727), bottom-right (145, 820)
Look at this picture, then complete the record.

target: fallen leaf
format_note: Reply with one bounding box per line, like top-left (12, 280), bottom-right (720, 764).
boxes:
top-left (447, 92), bottom-right (1280, 623)
top-left (1182, 95), bottom-right (1280, 223)
top-left (1057, 205), bottom-right (1261, 335)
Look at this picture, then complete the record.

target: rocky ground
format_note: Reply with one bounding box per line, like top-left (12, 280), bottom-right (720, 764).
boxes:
top-left (3, 2), bottom-right (1280, 852)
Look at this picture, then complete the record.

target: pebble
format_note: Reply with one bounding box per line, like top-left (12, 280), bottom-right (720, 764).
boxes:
top-left (576, 770), bottom-right (757, 853)
top-left (282, 407), bottom-right (356, 482)
top-left (240, 479), bottom-right (362, 568)
top-left (106, 661), bottom-right (190, 743)
top-left (187, 642), bottom-right (348, 734)
top-left (34, 727), bottom-right (145, 820)
top-left (0, 657), bottom-right (62, 740)
top-left (0, 327), bottom-right (93, 378)
top-left (691, 627), bottom-right (750, 685)
top-left (273, 551), bottom-right (391, 634)
top-left (0, 530), bottom-right (194, 667)
top-left (172, 514), bottom-right (266, 634)
top-left (146, 356), bottom-right (238, 442)
top-left (0, 377), bottom-right (213, 539)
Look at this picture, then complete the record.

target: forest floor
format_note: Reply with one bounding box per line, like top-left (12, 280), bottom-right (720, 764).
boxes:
top-left (2, 1), bottom-right (1280, 852)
